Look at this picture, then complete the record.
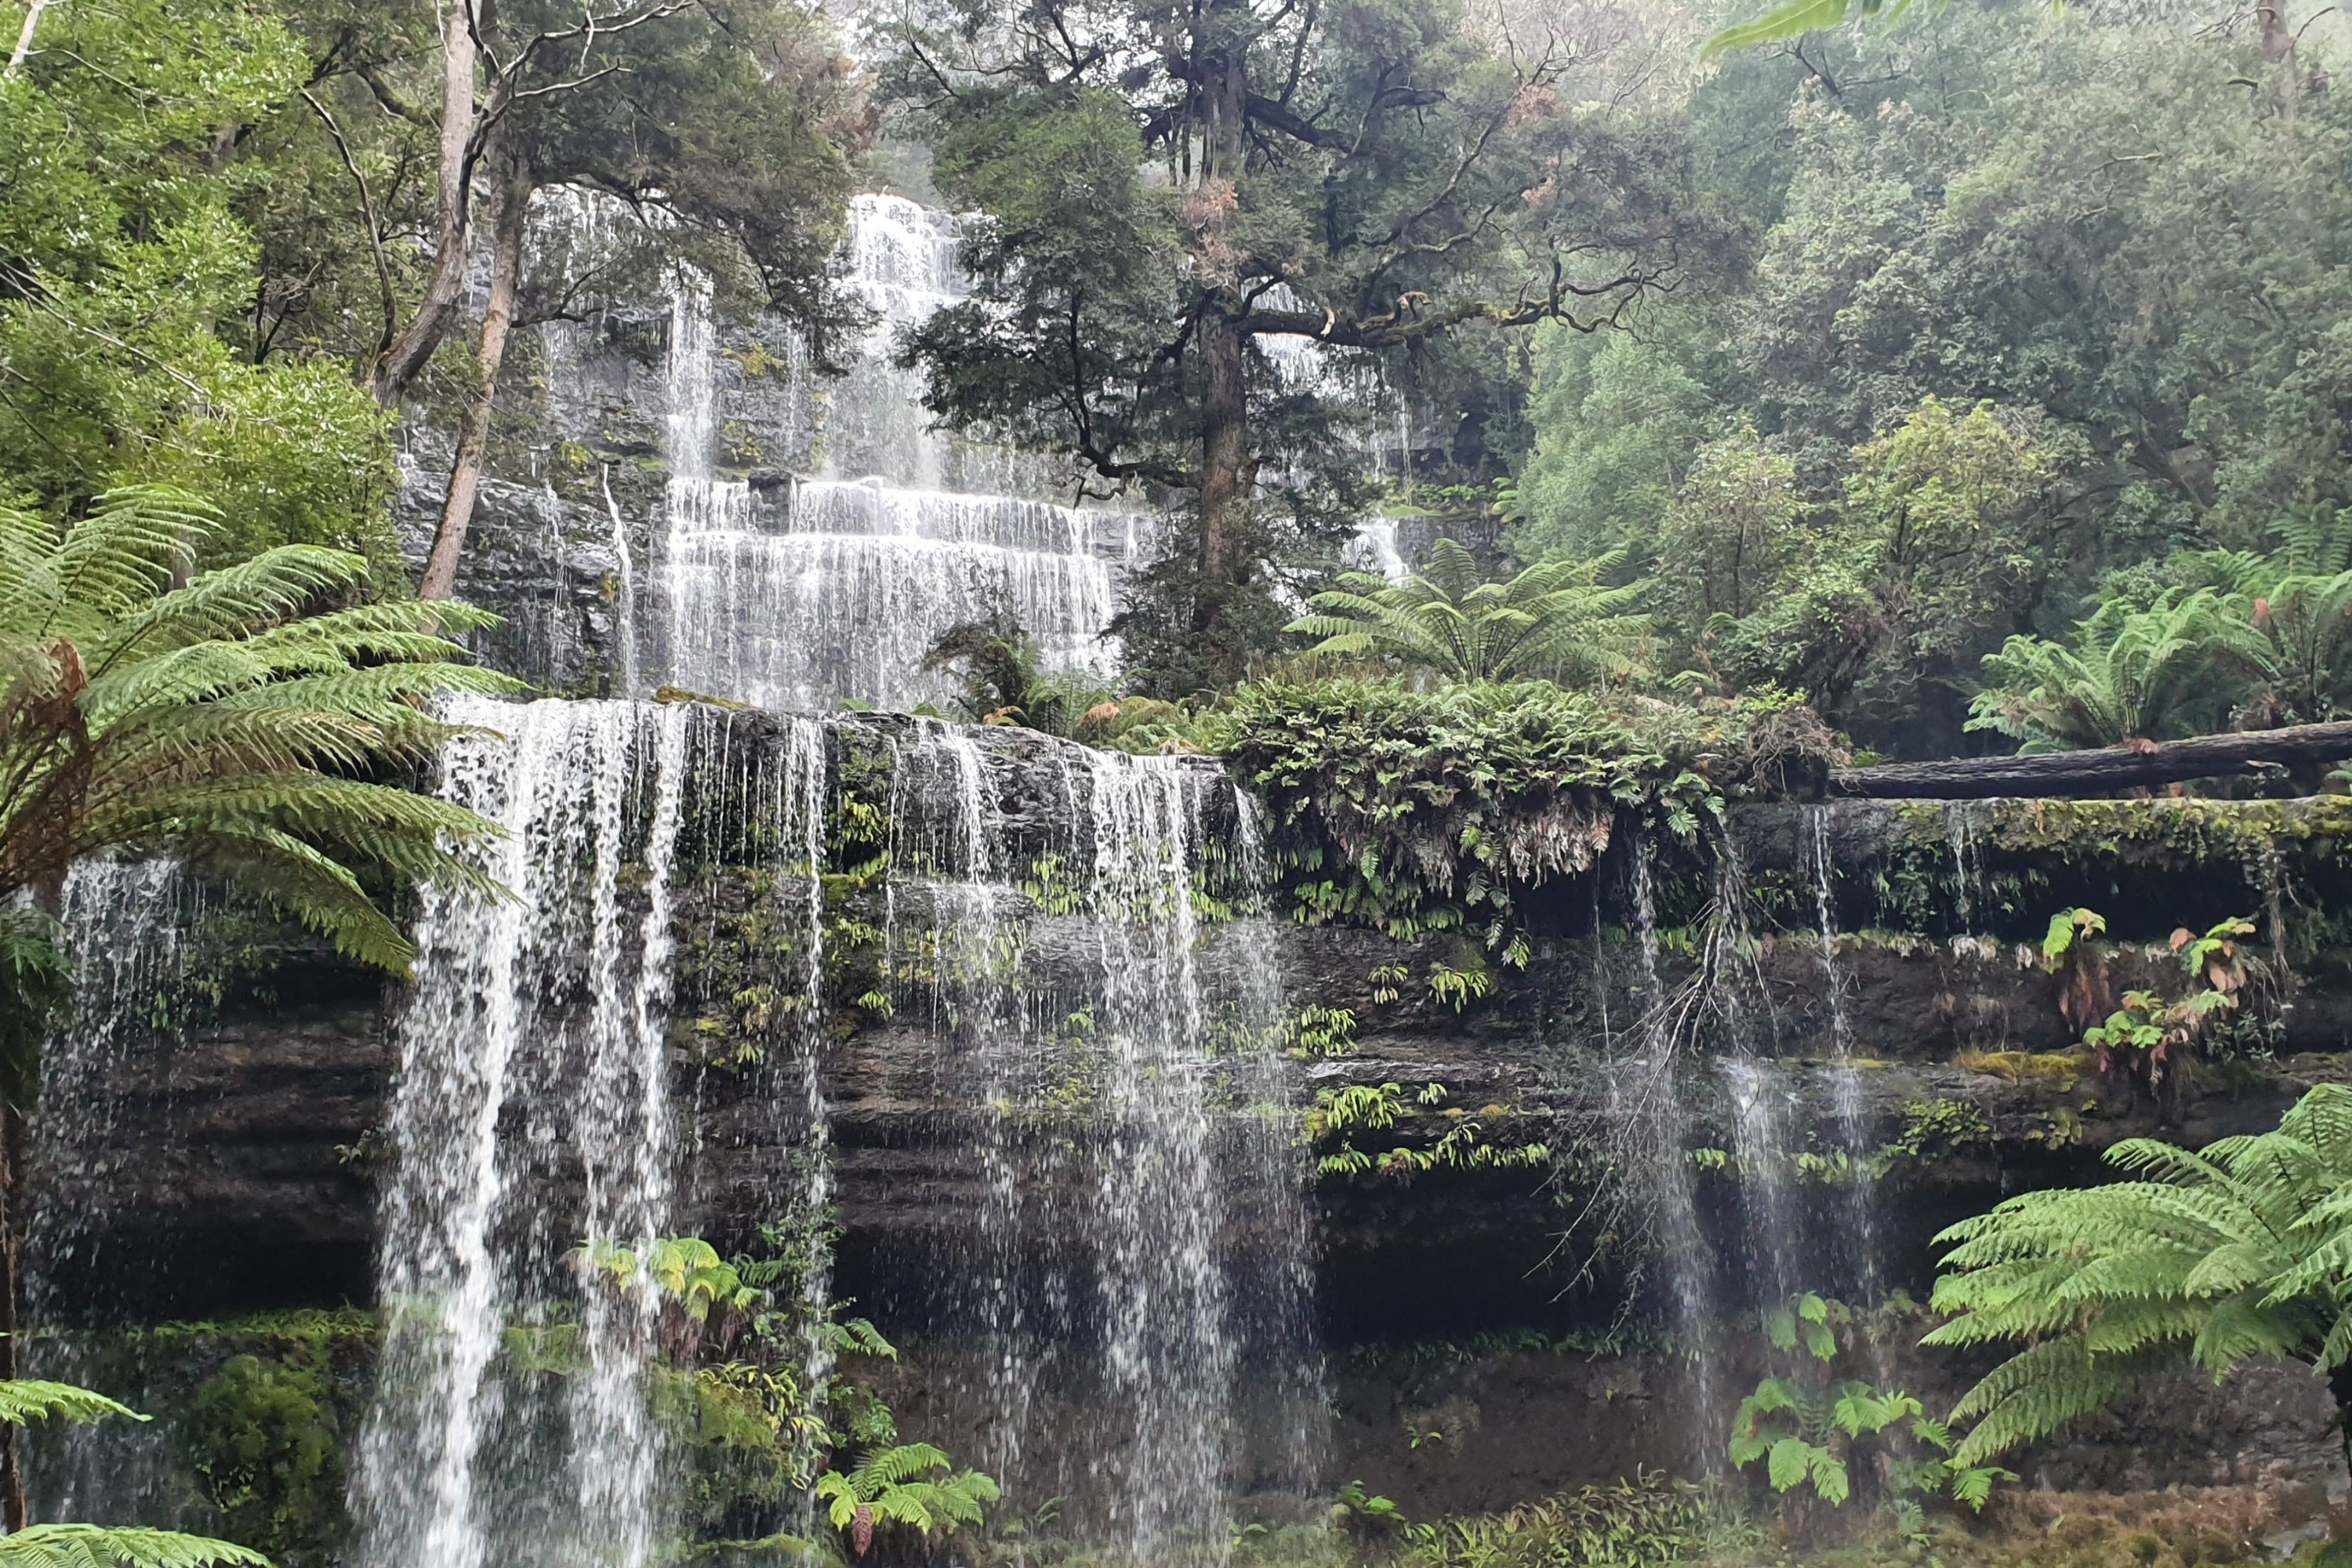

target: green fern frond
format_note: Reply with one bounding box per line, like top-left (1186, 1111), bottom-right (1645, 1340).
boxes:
top-left (0, 1526), bottom-right (269, 1568)
top-left (0, 1380), bottom-right (147, 1427)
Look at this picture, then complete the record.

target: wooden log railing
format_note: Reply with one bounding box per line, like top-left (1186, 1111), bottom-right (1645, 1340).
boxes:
top-left (1827, 720), bottom-right (2352, 800)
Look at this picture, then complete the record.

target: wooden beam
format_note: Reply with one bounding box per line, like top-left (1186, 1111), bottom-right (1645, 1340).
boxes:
top-left (1828, 721), bottom-right (2352, 800)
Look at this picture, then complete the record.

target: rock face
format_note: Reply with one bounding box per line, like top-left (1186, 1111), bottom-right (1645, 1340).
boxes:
top-left (34, 725), bottom-right (2352, 1515)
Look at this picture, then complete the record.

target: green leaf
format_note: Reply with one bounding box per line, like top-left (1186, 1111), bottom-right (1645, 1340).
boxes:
top-left (0, 1380), bottom-right (149, 1428)
top-left (1766, 1436), bottom-right (1817, 1492)
top-left (0, 1524), bottom-right (270, 1567)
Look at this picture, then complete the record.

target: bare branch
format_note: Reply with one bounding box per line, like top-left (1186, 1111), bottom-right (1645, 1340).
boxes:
top-left (301, 88), bottom-right (401, 376)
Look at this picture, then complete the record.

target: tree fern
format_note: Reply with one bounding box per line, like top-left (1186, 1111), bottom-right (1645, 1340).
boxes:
top-left (815, 1443), bottom-right (999, 1550)
top-left (1929, 1084), bottom-right (2352, 1465)
top-left (1286, 539), bottom-right (1650, 685)
top-left (1965, 589), bottom-right (2256, 751)
top-left (0, 1382), bottom-right (144, 1428)
top-left (0, 486), bottom-right (516, 985)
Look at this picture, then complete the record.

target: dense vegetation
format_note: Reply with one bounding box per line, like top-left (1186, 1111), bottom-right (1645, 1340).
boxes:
top-left (12, 0), bottom-right (2352, 1563)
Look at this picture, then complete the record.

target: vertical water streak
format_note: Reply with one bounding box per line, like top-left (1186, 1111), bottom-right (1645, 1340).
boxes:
top-left (1807, 807), bottom-right (1883, 1311)
top-left (571, 703), bottom-right (690, 1566)
top-left (347, 699), bottom-right (688, 1568)
top-left (1083, 753), bottom-right (1231, 1564)
top-left (25, 862), bottom-right (190, 1317)
top-left (1720, 1055), bottom-right (1802, 1311)
top-left (775, 717), bottom-right (838, 1475)
top-left (1617, 834), bottom-right (1719, 1453)
top-left (604, 463), bottom-right (638, 698)
top-left (1945, 801), bottom-right (1981, 937)
top-left (1218, 786), bottom-right (1327, 1506)
top-left (24, 862), bottom-right (194, 1526)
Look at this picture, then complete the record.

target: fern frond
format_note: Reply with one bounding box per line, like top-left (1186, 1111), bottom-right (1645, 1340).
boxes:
top-left (0, 1525), bottom-right (270, 1568)
top-left (0, 1380), bottom-right (147, 1427)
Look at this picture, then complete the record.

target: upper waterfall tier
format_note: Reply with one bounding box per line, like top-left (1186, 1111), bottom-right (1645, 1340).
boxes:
top-left (651, 194), bottom-right (1152, 712)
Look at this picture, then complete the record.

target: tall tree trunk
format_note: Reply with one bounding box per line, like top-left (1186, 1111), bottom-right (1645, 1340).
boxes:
top-left (1, 1102), bottom-right (27, 1532)
top-left (1192, 21), bottom-right (1253, 635)
top-left (419, 162), bottom-right (533, 602)
top-left (1196, 309), bottom-right (1248, 592)
top-left (2256, 0), bottom-right (2299, 120)
top-left (370, 0), bottom-right (481, 407)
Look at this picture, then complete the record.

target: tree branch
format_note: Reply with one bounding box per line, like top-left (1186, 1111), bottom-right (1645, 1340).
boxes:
top-left (300, 88), bottom-right (400, 376)
top-left (1829, 722), bottom-right (2352, 798)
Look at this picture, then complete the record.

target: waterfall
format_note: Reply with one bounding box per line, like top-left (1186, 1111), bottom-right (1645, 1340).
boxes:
top-left (347, 698), bottom-right (690, 1568)
top-left (1807, 805), bottom-right (1883, 1308)
top-left (25, 861), bottom-right (191, 1317)
top-left (1343, 517), bottom-right (1409, 583)
top-left (880, 726), bottom-right (1318, 1561)
top-left (656, 196), bottom-right (1148, 713)
top-left (23, 862), bottom-right (197, 1527)
top-left (1612, 833), bottom-right (1719, 1447)
top-left (1945, 800), bottom-right (1983, 936)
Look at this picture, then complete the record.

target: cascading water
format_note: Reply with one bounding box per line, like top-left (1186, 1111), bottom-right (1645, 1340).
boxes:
top-left (1608, 832), bottom-right (1720, 1457)
top-left (23, 862), bottom-right (198, 1526)
top-left (877, 723), bottom-right (1319, 1561)
top-left (1806, 804), bottom-right (1883, 1308)
top-left (657, 196), bottom-right (1147, 712)
top-left (346, 698), bottom-right (690, 1568)
top-left (25, 862), bottom-right (191, 1317)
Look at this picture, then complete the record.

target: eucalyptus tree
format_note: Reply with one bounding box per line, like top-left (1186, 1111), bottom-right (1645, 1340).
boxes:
top-left (883, 0), bottom-right (1688, 689)
top-left (275, 0), bottom-right (866, 598)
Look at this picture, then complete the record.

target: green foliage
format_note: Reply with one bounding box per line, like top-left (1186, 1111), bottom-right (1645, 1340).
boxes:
top-left (1279, 1004), bottom-right (1359, 1058)
top-left (887, 0), bottom-right (1680, 681)
top-left (1391, 1472), bottom-right (1718, 1568)
top-left (0, 1381), bottom-right (147, 1428)
top-left (1308, 1080), bottom-right (1550, 1183)
top-left (1730, 1297), bottom-right (2012, 1530)
top-left (814, 1443), bottom-right (999, 1555)
top-left (1969, 590), bottom-right (2263, 752)
top-left (919, 615), bottom-right (1109, 736)
top-left (1285, 540), bottom-right (1650, 687)
top-left (1927, 1083), bottom-right (2352, 1465)
top-left (0, 1377), bottom-right (274, 1567)
top-left (0, 487), bottom-right (516, 976)
top-left (188, 1356), bottom-right (342, 1566)
top-left (1217, 679), bottom-right (1824, 942)
top-left (0, 910), bottom-right (72, 1112)
top-left (0, 1526), bottom-right (270, 1568)
top-left (0, 0), bottom-right (394, 564)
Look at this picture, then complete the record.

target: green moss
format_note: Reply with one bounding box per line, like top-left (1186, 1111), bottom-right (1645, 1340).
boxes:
top-left (1907, 794), bottom-right (2352, 867)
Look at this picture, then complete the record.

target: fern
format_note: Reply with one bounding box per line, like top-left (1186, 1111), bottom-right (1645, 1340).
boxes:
top-left (0, 487), bottom-right (517, 986)
top-left (0, 1526), bottom-right (269, 1567)
top-left (815, 1443), bottom-right (999, 1554)
top-left (1285, 539), bottom-right (1651, 685)
top-left (1966, 589), bottom-right (2259, 752)
top-left (0, 1382), bottom-right (270, 1566)
top-left (0, 1381), bottom-right (146, 1428)
top-left (1929, 1083), bottom-right (2352, 1465)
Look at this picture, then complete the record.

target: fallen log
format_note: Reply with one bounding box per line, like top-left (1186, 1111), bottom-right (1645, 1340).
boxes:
top-left (1828, 720), bottom-right (2352, 800)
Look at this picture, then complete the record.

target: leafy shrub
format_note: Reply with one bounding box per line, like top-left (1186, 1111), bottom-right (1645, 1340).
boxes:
top-left (188, 1353), bottom-right (345, 1566)
top-left (1216, 679), bottom-right (1828, 941)
top-left (1392, 1472), bottom-right (1718, 1568)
